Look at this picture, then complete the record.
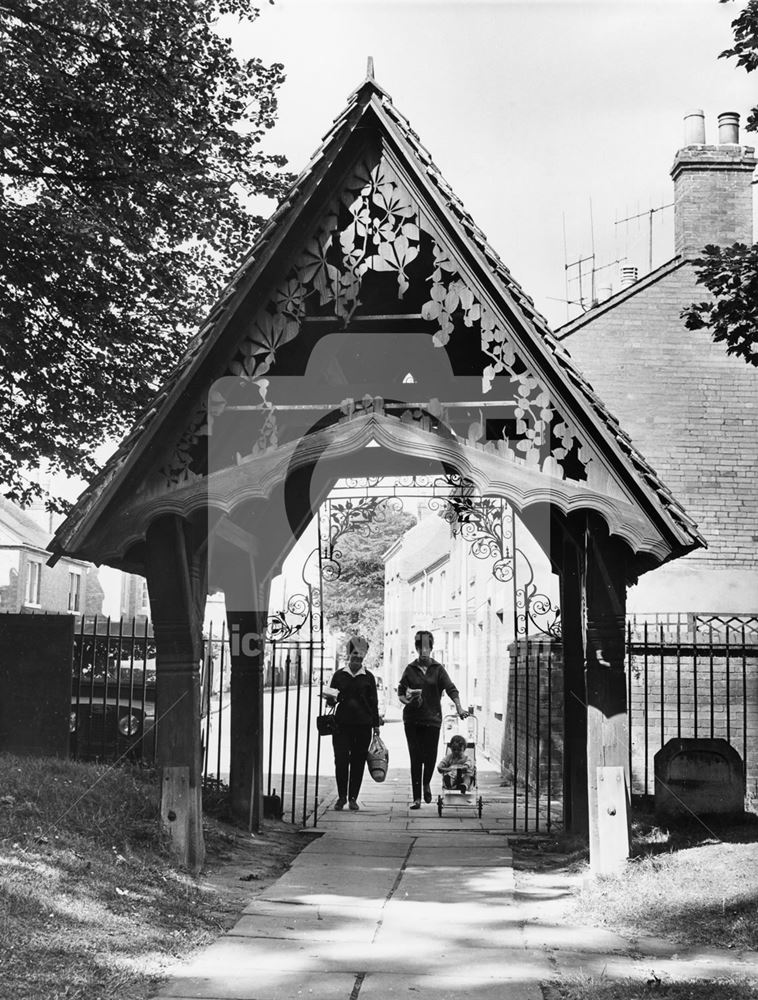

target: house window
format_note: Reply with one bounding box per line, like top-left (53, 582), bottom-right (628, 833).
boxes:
top-left (68, 571), bottom-right (81, 613)
top-left (25, 559), bottom-right (41, 606)
top-left (439, 571), bottom-right (447, 612)
top-left (140, 580), bottom-right (149, 611)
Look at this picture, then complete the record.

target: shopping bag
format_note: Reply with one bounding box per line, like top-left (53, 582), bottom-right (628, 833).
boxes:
top-left (367, 734), bottom-right (389, 782)
top-left (316, 707), bottom-right (338, 736)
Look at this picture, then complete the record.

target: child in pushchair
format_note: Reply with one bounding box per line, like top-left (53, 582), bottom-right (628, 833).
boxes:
top-left (437, 734), bottom-right (476, 793)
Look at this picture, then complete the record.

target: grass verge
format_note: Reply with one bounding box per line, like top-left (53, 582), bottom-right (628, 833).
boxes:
top-left (0, 753), bottom-right (312, 1000)
top-left (574, 809), bottom-right (758, 951)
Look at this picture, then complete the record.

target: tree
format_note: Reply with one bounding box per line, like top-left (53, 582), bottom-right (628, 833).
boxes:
top-left (1, 0), bottom-right (290, 508)
top-left (682, 0), bottom-right (758, 365)
top-left (323, 504), bottom-right (416, 672)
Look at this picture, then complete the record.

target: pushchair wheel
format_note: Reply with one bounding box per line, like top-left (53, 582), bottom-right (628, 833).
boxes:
top-left (437, 795), bottom-right (443, 817)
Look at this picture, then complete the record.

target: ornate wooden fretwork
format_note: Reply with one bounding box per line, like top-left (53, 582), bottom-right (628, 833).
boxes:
top-left (164, 156), bottom-right (588, 487)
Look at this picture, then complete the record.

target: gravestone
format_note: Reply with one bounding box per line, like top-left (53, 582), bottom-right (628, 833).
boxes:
top-left (654, 738), bottom-right (744, 820)
top-left (0, 614), bottom-right (74, 757)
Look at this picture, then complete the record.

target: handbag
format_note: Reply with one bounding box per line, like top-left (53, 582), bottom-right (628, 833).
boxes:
top-left (367, 733), bottom-right (389, 782)
top-left (316, 706), bottom-right (338, 737)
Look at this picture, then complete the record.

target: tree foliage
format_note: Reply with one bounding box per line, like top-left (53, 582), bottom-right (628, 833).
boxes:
top-left (682, 0), bottom-right (758, 365)
top-left (323, 506), bottom-right (416, 672)
top-left (1, 0), bottom-right (290, 507)
top-left (682, 243), bottom-right (758, 365)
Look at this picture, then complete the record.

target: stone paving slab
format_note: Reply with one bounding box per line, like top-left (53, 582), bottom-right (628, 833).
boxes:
top-left (155, 934), bottom-right (545, 981)
top-left (156, 972), bottom-right (357, 999)
top-left (239, 898), bottom-right (382, 919)
top-left (301, 837), bottom-right (411, 857)
top-left (357, 970), bottom-right (546, 999)
top-left (289, 852), bottom-right (402, 870)
top-left (394, 865), bottom-right (515, 904)
top-left (406, 848), bottom-right (513, 867)
top-left (374, 921), bottom-right (528, 951)
top-left (259, 866), bottom-right (398, 906)
top-left (230, 907), bottom-right (380, 943)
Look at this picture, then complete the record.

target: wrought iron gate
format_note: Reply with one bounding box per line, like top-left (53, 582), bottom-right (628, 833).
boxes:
top-left (201, 475), bottom-right (564, 830)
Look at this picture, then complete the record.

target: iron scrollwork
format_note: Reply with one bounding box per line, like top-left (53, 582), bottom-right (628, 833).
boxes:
top-left (435, 490), bottom-right (515, 585)
top-left (515, 547), bottom-right (562, 640)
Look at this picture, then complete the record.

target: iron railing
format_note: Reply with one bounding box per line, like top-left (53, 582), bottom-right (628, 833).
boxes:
top-left (65, 617), bottom-right (330, 827)
top-left (201, 626), bottom-right (329, 827)
top-left (627, 613), bottom-right (758, 800)
top-left (503, 637), bottom-right (562, 833)
top-left (70, 616), bottom-right (159, 764)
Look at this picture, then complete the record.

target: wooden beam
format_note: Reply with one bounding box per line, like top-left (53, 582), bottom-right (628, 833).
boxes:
top-left (585, 523), bottom-right (630, 870)
top-left (145, 515), bottom-right (207, 872)
top-left (558, 512), bottom-right (589, 835)
top-left (213, 517), bottom-right (260, 556)
top-left (218, 542), bottom-right (271, 831)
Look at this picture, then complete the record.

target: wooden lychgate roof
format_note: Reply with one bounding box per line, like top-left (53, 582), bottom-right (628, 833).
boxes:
top-left (49, 67), bottom-right (704, 580)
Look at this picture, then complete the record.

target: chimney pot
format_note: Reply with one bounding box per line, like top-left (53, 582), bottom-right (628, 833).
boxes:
top-left (671, 109), bottom-right (756, 257)
top-left (683, 109), bottom-right (706, 144)
top-left (718, 111), bottom-right (740, 144)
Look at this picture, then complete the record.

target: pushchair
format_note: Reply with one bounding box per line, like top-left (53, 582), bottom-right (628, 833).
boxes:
top-left (436, 712), bottom-right (483, 818)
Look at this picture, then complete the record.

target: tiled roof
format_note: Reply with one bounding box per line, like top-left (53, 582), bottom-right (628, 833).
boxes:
top-left (556, 258), bottom-right (685, 339)
top-left (0, 497), bottom-right (51, 550)
top-left (50, 72), bottom-right (704, 562)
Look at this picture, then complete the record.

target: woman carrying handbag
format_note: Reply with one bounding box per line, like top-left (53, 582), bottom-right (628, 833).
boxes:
top-left (322, 635), bottom-right (382, 811)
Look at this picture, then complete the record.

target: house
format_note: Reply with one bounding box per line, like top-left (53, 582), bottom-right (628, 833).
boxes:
top-left (557, 110), bottom-right (758, 614)
top-left (383, 109), bottom-right (758, 802)
top-left (384, 502), bottom-right (560, 770)
top-left (119, 572), bottom-right (151, 623)
top-left (0, 497), bottom-right (102, 616)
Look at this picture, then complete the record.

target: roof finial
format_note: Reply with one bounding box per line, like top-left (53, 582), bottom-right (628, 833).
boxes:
top-left (366, 56), bottom-right (375, 80)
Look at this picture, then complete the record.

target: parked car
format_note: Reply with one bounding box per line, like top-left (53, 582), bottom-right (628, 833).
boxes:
top-left (70, 663), bottom-right (156, 763)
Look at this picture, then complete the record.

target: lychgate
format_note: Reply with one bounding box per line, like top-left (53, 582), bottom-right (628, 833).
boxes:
top-left (49, 66), bottom-right (703, 872)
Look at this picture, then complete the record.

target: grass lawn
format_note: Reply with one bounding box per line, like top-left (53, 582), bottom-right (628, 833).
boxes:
top-left (514, 809), bottom-right (758, 1000)
top-left (0, 753), bottom-right (313, 1000)
top-left (574, 809), bottom-right (758, 951)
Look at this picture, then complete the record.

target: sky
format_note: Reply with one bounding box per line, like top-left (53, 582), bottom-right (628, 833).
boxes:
top-left (227, 0), bottom-right (756, 327)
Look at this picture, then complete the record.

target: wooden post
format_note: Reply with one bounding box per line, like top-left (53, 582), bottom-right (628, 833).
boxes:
top-left (559, 515), bottom-right (589, 836)
top-left (585, 525), bottom-right (630, 871)
top-left (220, 545), bottom-right (270, 831)
top-left (145, 515), bottom-right (207, 872)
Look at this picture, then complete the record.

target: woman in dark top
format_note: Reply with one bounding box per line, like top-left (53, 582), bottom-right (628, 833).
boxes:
top-left (324, 635), bottom-right (382, 811)
top-left (397, 630), bottom-right (468, 809)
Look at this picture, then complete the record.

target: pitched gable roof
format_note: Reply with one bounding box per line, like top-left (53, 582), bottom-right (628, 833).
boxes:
top-left (0, 497), bottom-right (51, 550)
top-left (556, 258), bottom-right (686, 339)
top-left (49, 72), bottom-right (704, 570)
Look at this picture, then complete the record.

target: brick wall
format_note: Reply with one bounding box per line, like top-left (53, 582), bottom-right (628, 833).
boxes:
top-left (15, 549), bottom-right (90, 614)
top-left (671, 145), bottom-right (756, 256)
top-left (561, 263), bottom-right (758, 572)
top-left (502, 638), bottom-right (563, 799)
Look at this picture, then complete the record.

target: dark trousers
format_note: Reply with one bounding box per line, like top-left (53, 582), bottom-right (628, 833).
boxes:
top-left (404, 722), bottom-right (441, 800)
top-left (332, 724), bottom-right (372, 800)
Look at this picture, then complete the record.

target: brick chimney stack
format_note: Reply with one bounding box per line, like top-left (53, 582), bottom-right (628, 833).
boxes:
top-left (670, 110), bottom-right (756, 258)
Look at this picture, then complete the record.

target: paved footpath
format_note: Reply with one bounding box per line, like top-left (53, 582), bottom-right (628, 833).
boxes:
top-left (154, 718), bottom-right (758, 1000)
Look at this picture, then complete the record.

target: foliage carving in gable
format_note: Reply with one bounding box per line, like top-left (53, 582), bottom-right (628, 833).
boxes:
top-left (162, 155), bottom-right (588, 487)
